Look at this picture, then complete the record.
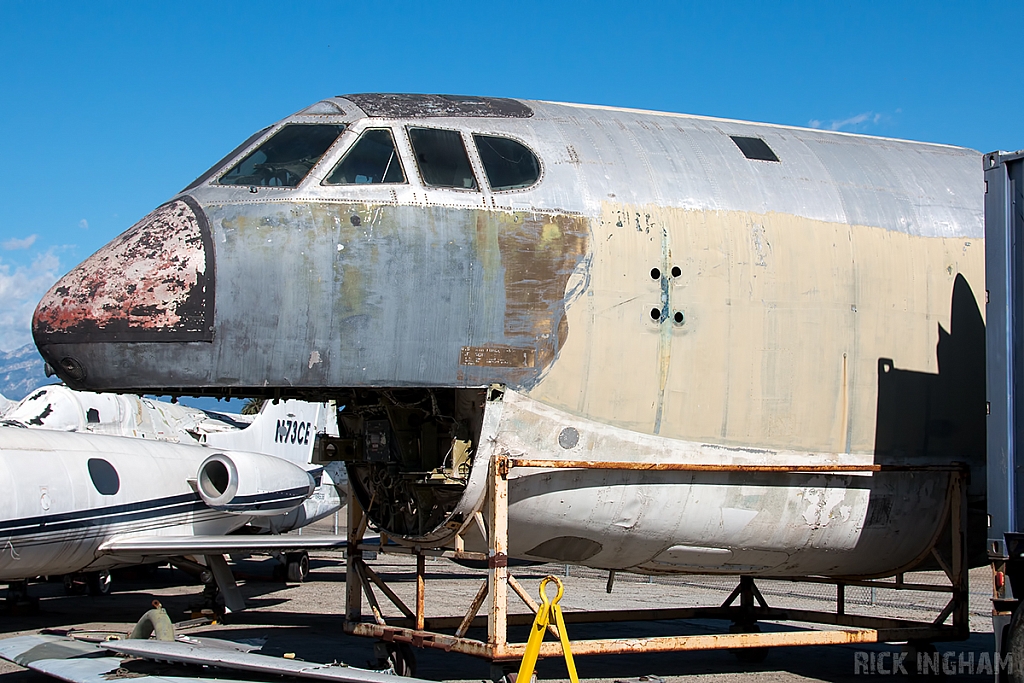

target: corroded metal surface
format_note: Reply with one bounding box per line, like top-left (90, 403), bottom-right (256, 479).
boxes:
top-left (33, 196), bottom-right (213, 344)
top-left (342, 93), bottom-right (533, 118)
top-left (346, 621), bottom-right (959, 659)
top-left (507, 458), bottom-right (967, 472)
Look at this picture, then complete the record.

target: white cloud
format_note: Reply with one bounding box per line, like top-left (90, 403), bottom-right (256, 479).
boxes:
top-left (809, 111), bottom-right (884, 132)
top-left (79, 219), bottom-right (89, 229)
top-left (0, 249), bottom-right (63, 351)
top-left (2, 235), bottom-right (37, 251)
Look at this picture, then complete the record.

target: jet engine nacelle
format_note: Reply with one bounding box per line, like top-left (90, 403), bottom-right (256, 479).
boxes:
top-left (196, 451), bottom-right (315, 516)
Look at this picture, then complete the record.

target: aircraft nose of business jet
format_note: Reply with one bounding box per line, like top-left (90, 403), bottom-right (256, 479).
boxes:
top-left (32, 195), bottom-right (215, 388)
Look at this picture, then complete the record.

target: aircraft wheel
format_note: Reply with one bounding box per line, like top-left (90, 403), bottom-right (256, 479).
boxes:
top-left (1007, 605), bottom-right (1024, 683)
top-left (375, 641), bottom-right (416, 677)
top-left (285, 552), bottom-right (310, 583)
top-left (729, 621), bottom-right (769, 663)
top-left (86, 570), bottom-right (112, 596)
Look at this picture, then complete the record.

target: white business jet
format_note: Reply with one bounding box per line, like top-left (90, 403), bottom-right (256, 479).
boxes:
top-left (0, 388), bottom-right (347, 612)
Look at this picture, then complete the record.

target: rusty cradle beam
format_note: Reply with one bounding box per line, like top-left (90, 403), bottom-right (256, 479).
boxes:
top-left (342, 461), bottom-right (971, 662)
top-left (374, 603), bottom-right (963, 633)
top-left (347, 620), bottom-right (961, 660)
top-left (507, 458), bottom-right (969, 473)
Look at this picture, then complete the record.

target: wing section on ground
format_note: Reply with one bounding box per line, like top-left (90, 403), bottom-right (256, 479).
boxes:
top-left (97, 534), bottom-right (348, 556)
top-left (103, 640), bottom-right (428, 683)
top-left (0, 635), bottom-right (436, 683)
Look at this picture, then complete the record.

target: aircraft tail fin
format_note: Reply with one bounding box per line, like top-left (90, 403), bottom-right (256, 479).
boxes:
top-left (203, 400), bottom-right (338, 467)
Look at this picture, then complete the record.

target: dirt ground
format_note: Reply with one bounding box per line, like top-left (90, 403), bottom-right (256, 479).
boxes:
top-left (0, 517), bottom-right (1001, 683)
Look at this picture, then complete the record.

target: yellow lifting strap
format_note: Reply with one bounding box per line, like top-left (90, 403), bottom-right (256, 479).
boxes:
top-left (516, 575), bottom-right (578, 683)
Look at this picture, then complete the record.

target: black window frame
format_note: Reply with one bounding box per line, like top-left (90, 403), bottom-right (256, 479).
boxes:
top-left (406, 126), bottom-right (480, 191)
top-left (729, 135), bottom-right (780, 163)
top-left (183, 126), bottom-right (273, 192)
top-left (322, 127), bottom-right (407, 186)
top-left (215, 123), bottom-right (347, 188)
top-left (472, 133), bottom-right (543, 192)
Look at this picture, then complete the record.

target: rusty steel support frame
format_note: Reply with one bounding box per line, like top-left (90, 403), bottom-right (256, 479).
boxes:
top-left (344, 456), bottom-right (970, 663)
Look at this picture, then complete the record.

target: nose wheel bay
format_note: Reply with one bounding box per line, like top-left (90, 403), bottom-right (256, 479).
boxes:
top-left (336, 388), bottom-right (490, 540)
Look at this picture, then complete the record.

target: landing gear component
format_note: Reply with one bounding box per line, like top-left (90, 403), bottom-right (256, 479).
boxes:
top-left (342, 388), bottom-right (486, 539)
top-left (3, 579), bottom-right (38, 614)
top-left (86, 570), bottom-right (112, 596)
top-left (63, 570), bottom-right (112, 596)
top-left (63, 574), bottom-right (84, 595)
top-left (285, 551), bottom-right (310, 583)
top-left (374, 641), bottom-right (416, 677)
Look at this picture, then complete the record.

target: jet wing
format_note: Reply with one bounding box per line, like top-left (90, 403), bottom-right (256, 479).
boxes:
top-left (0, 634), bottom-right (436, 683)
top-left (97, 534), bottom-right (349, 556)
top-left (0, 634), bottom-right (103, 666)
top-left (102, 640), bottom-right (428, 683)
top-left (32, 656), bottom-right (185, 683)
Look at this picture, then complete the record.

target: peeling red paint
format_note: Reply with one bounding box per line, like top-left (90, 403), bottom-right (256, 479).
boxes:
top-left (33, 197), bottom-right (214, 343)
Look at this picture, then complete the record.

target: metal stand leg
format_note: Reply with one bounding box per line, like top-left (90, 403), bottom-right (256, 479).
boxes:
top-left (488, 454), bottom-right (509, 657)
top-left (416, 553), bottom-right (426, 631)
top-left (951, 469), bottom-right (970, 635)
top-left (346, 480), bottom-right (365, 624)
top-left (341, 459), bottom-right (969, 666)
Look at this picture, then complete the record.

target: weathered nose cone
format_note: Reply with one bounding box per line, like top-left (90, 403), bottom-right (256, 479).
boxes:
top-left (33, 195), bottom-right (215, 384)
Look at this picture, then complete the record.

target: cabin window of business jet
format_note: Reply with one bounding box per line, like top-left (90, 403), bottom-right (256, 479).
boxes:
top-left (324, 129), bottom-right (406, 185)
top-left (87, 458), bottom-right (120, 495)
top-left (473, 134), bottom-right (541, 191)
top-left (408, 127), bottom-right (478, 189)
top-left (729, 135), bottom-right (780, 162)
top-left (218, 124), bottom-right (346, 187)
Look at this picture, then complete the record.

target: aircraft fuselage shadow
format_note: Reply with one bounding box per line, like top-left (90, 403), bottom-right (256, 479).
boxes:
top-left (871, 273), bottom-right (987, 569)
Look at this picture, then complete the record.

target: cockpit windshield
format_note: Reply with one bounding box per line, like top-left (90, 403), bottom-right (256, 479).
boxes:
top-left (182, 127), bottom-right (271, 192)
top-left (218, 124), bottom-right (345, 187)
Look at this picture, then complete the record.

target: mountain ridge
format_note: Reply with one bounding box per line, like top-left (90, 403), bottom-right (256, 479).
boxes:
top-left (0, 343), bottom-right (51, 401)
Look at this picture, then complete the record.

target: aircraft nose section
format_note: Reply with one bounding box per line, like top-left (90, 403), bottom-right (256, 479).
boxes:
top-left (33, 196), bottom-right (215, 385)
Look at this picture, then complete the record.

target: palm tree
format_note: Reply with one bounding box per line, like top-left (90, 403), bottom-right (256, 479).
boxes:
top-left (241, 398), bottom-right (264, 415)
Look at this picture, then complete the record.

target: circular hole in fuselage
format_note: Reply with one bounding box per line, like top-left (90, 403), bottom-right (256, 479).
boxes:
top-left (673, 311), bottom-right (684, 324)
top-left (671, 266), bottom-right (681, 278)
top-left (650, 307), bottom-right (662, 321)
top-left (650, 267), bottom-right (661, 280)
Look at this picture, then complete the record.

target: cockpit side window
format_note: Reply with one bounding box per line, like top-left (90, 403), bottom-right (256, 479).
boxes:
top-left (218, 124), bottom-right (346, 187)
top-left (473, 134), bottom-right (541, 191)
top-left (324, 128), bottom-right (406, 185)
top-left (408, 127), bottom-right (478, 189)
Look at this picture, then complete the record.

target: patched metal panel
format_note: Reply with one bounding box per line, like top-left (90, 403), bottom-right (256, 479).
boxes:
top-left (341, 93), bottom-right (533, 119)
top-left (33, 196), bottom-right (214, 344)
top-left (201, 202), bottom-right (586, 390)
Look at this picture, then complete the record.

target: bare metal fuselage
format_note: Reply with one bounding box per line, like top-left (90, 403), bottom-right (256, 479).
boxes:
top-left (31, 95), bottom-right (986, 578)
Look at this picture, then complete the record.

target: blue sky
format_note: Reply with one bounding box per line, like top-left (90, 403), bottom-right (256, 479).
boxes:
top-left (0, 1), bottom-right (1021, 354)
